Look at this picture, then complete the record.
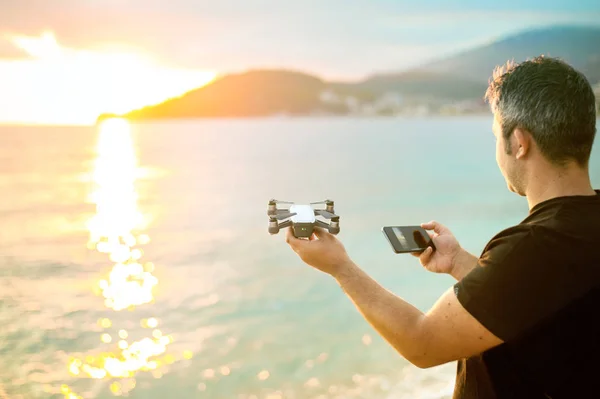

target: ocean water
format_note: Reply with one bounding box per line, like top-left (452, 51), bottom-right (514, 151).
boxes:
top-left (1, 117), bottom-right (599, 399)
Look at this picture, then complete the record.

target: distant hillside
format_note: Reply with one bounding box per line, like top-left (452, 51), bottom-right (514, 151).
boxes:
top-left (581, 55), bottom-right (600, 85)
top-left (125, 70), bottom-right (347, 119)
top-left (354, 71), bottom-right (488, 101)
top-left (414, 25), bottom-right (600, 81)
top-left (107, 25), bottom-right (600, 121)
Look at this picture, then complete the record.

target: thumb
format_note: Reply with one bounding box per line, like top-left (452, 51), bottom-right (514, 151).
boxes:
top-left (286, 225), bottom-right (304, 247)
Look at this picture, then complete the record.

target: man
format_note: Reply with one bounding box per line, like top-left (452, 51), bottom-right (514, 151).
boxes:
top-left (285, 56), bottom-right (599, 398)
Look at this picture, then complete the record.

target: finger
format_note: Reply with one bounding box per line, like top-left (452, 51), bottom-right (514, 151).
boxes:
top-left (312, 226), bottom-right (330, 239)
top-left (421, 221), bottom-right (436, 230)
top-left (420, 222), bottom-right (434, 238)
top-left (412, 249), bottom-right (425, 258)
top-left (421, 220), bottom-right (446, 234)
top-left (419, 246), bottom-right (433, 265)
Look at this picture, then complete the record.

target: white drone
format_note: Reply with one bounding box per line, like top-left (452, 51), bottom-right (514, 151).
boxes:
top-left (267, 199), bottom-right (340, 238)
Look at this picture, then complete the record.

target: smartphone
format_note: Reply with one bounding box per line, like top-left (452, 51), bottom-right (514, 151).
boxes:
top-left (382, 226), bottom-right (435, 254)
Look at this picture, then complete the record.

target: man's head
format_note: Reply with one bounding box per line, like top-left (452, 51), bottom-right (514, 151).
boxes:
top-left (484, 56), bottom-right (597, 196)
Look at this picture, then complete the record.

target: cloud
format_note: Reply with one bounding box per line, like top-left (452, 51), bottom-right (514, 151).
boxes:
top-left (0, 35), bottom-right (29, 59)
top-left (0, 1), bottom-right (229, 64)
top-left (9, 32), bottom-right (64, 59)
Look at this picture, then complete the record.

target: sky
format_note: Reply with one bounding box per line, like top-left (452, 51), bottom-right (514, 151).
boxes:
top-left (1, 0), bottom-right (599, 125)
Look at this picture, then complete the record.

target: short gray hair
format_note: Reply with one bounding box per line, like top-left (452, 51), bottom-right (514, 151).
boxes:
top-left (484, 56), bottom-right (596, 167)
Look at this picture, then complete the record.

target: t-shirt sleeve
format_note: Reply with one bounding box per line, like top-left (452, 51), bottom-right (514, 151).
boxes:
top-left (453, 229), bottom-right (554, 341)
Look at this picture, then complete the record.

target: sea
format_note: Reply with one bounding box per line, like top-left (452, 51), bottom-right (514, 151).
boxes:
top-left (2, 116), bottom-right (599, 399)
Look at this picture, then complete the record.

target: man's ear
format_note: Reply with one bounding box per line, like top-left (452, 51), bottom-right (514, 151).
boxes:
top-left (513, 128), bottom-right (531, 160)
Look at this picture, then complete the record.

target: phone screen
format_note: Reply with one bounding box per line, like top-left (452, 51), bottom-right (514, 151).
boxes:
top-left (382, 226), bottom-right (433, 253)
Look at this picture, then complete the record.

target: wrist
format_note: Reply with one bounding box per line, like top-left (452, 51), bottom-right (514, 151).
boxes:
top-left (450, 248), bottom-right (473, 280)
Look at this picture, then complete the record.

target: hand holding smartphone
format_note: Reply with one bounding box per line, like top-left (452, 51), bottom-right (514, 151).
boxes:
top-left (382, 225), bottom-right (435, 254)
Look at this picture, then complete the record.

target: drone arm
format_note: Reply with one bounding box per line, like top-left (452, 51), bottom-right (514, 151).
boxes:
top-left (315, 220), bottom-right (330, 229)
top-left (278, 220), bottom-right (292, 229)
top-left (268, 208), bottom-right (291, 216)
top-left (314, 209), bottom-right (339, 220)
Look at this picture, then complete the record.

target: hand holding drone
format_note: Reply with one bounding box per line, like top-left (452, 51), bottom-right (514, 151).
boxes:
top-left (267, 199), bottom-right (340, 238)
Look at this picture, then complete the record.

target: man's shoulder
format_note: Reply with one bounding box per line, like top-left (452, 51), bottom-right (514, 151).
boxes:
top-left (480, 224), bottom-right (536, 261)
top-left (478, 216), bottom-right (600, 277)
top-left (481, 214), bottom-right (582, 262)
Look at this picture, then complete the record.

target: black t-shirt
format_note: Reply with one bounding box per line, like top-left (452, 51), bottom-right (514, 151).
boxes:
top-left (452, 190), bottom-right (600, 399)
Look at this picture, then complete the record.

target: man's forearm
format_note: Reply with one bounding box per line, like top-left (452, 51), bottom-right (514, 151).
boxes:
top-left (332, 260), bottom-right (429, 367)
top-left (451, 248), bottom-right (479, 281)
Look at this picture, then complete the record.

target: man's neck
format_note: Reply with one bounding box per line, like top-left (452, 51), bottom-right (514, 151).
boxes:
top-left (525, 162), bottom-right (596, 210)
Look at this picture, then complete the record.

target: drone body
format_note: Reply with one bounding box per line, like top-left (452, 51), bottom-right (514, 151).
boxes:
top-left (267, 199), bottom-right (340, 238)
top-left (289, 205), bottom-right (316, 223)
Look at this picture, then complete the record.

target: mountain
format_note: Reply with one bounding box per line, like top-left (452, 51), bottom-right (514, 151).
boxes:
top-left (108, 25), bottom-right (600, 121)
top-left (413, 25), bottom-right (600, 82)
top-left (353, 70), bottom-right (488, 101)
top-left (125, 70), bottom-right (347, 119)
top-left (581, 55), bottom-right (600, 84)
top-left (359, 25), bottom-right (600, 98)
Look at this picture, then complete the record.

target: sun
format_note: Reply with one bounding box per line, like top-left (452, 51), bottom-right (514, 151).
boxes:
top-left (0, 31), bottom-right (216, 125)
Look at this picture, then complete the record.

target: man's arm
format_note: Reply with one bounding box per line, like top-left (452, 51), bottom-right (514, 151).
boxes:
top-left (450, 248), bottom-right (479, 281)
top-left (333, 260), bottom-right (503, 368)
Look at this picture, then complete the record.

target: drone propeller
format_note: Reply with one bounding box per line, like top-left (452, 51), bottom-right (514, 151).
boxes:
top-left (270, 199), bottom-right (294, 205)
top-left (270, 211), bottom-right (297, 220)
top-left (310, 199), bottom-right (333, 205)
top-left (315, 209), bottom-right (339, 219)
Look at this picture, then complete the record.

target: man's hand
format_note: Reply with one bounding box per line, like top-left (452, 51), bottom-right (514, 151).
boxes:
top-left (285, 226), bottom-right (352, 276)
top-left (412, 221), bottom-right (478, 281)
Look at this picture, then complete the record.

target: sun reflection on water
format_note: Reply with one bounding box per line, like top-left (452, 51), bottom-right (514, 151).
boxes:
top-left (87, 119), bottom-right (157, 311)
top-left (61, 118), bottom-right (187, 398)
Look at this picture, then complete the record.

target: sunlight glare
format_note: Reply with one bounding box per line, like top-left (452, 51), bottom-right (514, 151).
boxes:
top-left (1, 32), bottom-right (216, 125)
